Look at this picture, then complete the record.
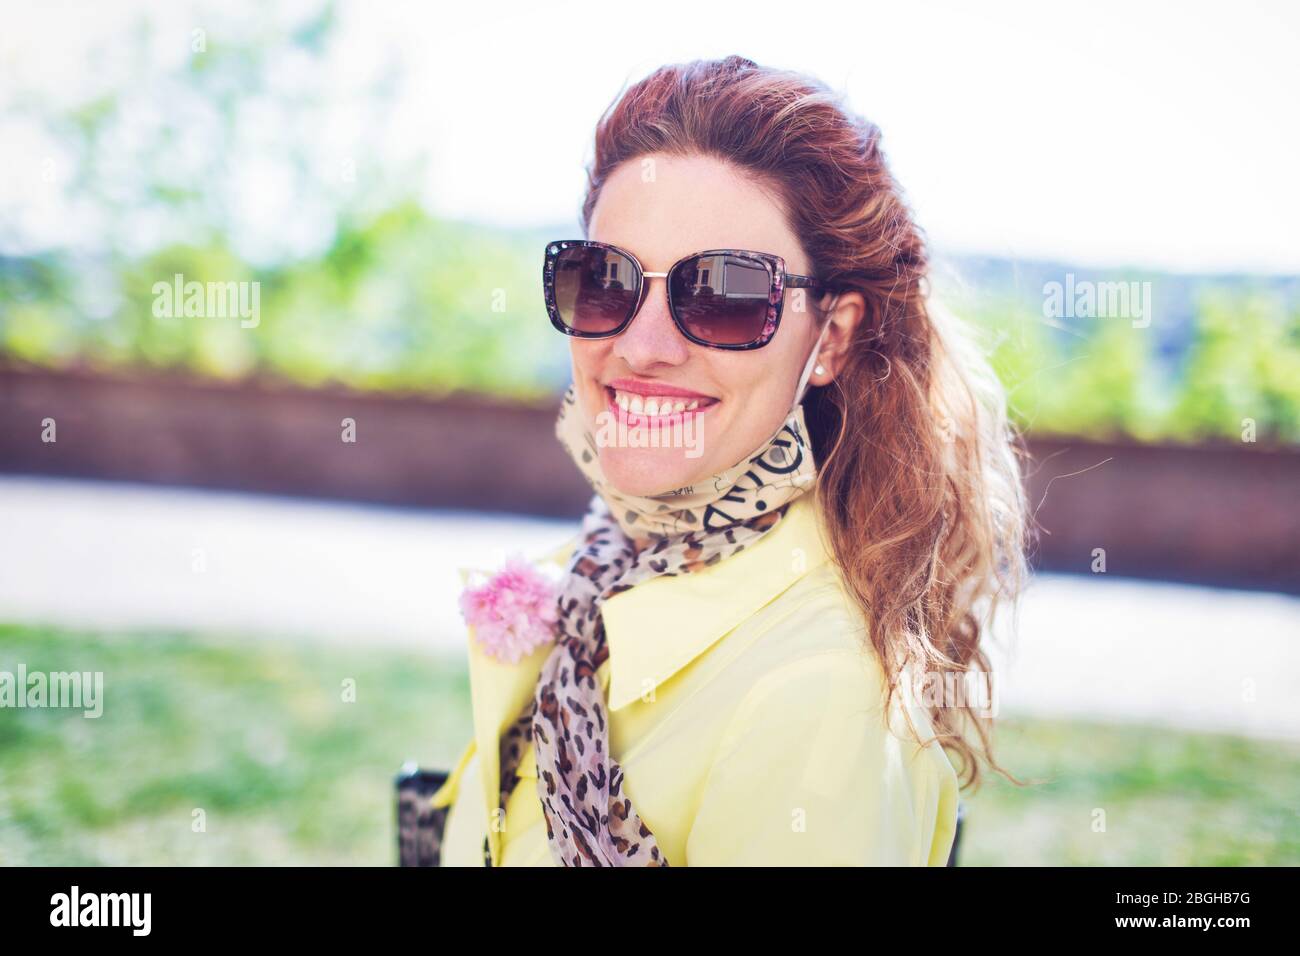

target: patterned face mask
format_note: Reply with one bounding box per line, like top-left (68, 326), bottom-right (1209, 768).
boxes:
top-left (490, 319), bottom-right (831, 866)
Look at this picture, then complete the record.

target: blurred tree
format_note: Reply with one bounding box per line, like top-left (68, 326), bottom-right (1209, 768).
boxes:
top-left (0, 1), bottom-right (1295, 439)
top-left (1173, 291), bottom-right (1300, 443)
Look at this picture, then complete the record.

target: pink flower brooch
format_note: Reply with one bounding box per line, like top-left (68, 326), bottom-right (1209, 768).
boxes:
top-left (458, 553), bottom-right (561, 664)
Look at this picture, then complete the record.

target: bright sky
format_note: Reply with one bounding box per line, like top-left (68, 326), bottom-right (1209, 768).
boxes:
top-left (2, 0), bottom-right (1297, 273)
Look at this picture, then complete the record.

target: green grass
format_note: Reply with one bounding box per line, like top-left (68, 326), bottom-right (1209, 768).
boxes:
top-left (962, 718), bottom-right (1300, 865)
top-left (1, 623), bottom-right (1296, 865)
top-left (0, 623), bottom-right (471, 865)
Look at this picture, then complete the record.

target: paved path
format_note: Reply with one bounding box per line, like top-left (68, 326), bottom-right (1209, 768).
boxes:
top-left (1, 476), bottom-right (1297, 741)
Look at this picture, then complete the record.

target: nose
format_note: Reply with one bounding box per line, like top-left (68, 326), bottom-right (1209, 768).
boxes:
top-left (611, 277), bottom-right (691, 369)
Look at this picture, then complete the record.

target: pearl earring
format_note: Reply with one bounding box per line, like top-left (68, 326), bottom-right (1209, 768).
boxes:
top-left (814, 363), bottom-right (825, 375)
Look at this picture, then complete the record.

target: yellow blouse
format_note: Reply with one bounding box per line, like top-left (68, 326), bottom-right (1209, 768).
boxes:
top-left (431, 493), bottom-right (960, 866)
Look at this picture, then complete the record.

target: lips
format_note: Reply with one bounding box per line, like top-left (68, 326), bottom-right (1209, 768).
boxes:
top-left (604, 385), bottom-right (718, 427)
top-left (607, 377), bottom-right (716, 401)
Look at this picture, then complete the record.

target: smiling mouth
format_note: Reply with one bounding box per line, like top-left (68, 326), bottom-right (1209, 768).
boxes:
top-left (603, 385), bottom-right (719, 424)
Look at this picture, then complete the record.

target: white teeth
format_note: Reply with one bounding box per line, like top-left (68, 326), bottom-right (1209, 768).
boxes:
top-left (610, 389), bottom-right (710, 415)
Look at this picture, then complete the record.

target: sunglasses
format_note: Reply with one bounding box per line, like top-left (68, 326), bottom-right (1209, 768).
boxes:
top-left (543, 239), bottom-right (827, 351)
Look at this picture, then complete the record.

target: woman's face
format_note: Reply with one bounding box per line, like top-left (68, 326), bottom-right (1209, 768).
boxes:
top-left (572, 152), bottom-right (828, 497)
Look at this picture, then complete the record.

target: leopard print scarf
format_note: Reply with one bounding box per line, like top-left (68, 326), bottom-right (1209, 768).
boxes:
top-left (486, 383), bottom-right (819, 866)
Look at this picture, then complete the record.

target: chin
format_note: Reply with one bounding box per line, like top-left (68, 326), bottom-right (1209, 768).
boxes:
top-left (598, 447), bottom-right (708, 497)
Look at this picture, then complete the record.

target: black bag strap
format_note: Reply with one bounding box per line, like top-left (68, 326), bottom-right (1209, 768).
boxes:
top-left (396, 765), bottom-right (451, 867)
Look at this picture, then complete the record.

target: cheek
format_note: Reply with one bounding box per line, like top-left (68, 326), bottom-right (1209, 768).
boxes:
top-left (713, 356), bottom-right (781, 433)
top-left (569, 339), bottom-right (602, 376)
top-left (714, 345), bottom-right (803, 444)
top-left (569, 340), bottom-right (613, 394)
top-left (716, 343), bottom-right (798, 411)
top-left (569, 340), bottom-right (613, 419)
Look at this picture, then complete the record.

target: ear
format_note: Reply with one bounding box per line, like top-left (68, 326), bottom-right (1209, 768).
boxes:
top-left (810, 290), bottom-right (866, 384)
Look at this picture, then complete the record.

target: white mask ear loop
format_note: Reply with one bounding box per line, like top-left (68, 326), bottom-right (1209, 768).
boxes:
top-left (791, 309), bottom-right (835, 409)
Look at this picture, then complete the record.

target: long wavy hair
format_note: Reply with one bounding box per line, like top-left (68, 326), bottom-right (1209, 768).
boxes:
top-left (578, 55), bottom-right (1031, 791)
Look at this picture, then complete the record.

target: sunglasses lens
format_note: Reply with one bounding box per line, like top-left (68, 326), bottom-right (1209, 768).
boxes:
top-left (669, 254), bottom-right (773, 346)
top-left (552, 245), bottom-right (640, 335)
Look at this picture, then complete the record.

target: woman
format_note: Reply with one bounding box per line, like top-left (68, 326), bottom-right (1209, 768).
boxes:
top-left (430, 54), bottom-right (1028, 866)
